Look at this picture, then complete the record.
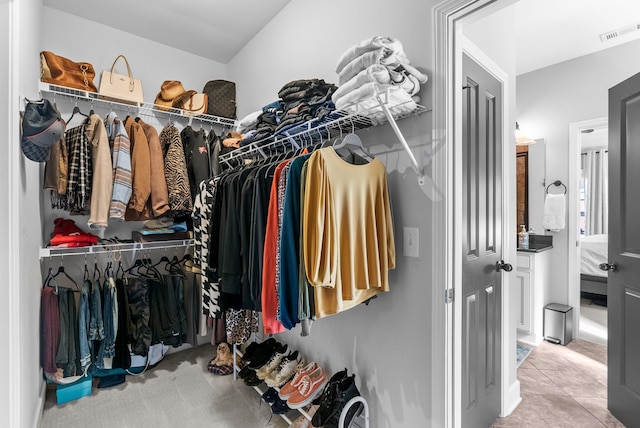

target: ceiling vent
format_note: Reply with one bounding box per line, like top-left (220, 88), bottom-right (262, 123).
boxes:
top-left (600, 22), bottom-right (640, 42)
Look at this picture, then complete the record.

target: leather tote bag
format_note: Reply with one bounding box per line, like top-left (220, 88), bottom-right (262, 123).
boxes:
top-left (98, 55), bottom-right (144, 105)
top-left (202, 80), bottom-right (237, 119)
top-left (40, 51), bottom-right (97, 92)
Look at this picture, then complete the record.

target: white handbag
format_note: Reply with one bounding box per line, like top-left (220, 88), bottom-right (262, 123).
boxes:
top-left (98, 55), bottom-right (144, 105)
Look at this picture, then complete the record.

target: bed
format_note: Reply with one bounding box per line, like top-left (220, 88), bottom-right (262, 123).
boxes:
top-left (580, 234), bottom-right (608, 301)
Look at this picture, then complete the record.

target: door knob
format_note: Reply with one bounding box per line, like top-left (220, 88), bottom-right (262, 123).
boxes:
top-left (496, 260), bottom-right (513, 272)
top-left (599, 261), bottom-right (618, 272)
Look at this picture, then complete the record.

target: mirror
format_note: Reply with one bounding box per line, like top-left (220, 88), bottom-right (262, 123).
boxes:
top-left (516, 138), bottom-right (546, 234)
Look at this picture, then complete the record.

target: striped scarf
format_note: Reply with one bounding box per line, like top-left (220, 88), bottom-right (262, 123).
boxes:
top-left (65, 124), bottom-right (92, 213)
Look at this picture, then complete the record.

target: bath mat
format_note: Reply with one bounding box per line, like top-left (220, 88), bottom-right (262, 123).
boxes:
top-left (516, 343), bottom-right (533, 367)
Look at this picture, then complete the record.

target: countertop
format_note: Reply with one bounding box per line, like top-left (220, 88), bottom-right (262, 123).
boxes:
top-left (517, 234), bottom-right (553, 253)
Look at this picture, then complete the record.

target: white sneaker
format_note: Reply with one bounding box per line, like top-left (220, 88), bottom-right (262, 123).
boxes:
top-left (256, 345), bottom-right (288, 380)
top-left (265, 353), bottom-right (301, 387)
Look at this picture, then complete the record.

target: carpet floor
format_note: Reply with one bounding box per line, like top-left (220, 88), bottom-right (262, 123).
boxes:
top-left (40, 344), bottom-right (290, 428)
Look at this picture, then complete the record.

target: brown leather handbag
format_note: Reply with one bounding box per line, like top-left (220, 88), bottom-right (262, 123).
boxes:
top-left (40, 51), bottom-right (97, 92)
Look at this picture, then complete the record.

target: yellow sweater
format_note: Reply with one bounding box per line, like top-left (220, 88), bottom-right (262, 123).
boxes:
top-left (303, 147), bottom-right (395, 318)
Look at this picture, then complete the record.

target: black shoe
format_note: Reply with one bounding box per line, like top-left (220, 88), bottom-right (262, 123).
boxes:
top-left (262, 387), bottom-right (279, 404)
top-left (238, 365), bottom-right (255, 380)
top-left (322, 375), bottom-right (361, 428)
top-left (248, 342), bottom-right (286, 370)
top-left (312, 368), bottom-right (348, 406)
top-left (271, 396), bottom-right (291, 415)
top-left (241, 341), bottom-right (260, 362)
top-left (243, 370), bottom-right (263, 386)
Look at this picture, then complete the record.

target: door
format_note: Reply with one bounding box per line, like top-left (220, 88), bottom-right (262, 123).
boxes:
top-left (461, 53), bottom-right (503, 428)
top-left (607, 71), bottom-right (640, 425)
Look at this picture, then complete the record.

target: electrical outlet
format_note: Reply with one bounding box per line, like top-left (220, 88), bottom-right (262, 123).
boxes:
top-left (403, 227), bottom-right (419, 258)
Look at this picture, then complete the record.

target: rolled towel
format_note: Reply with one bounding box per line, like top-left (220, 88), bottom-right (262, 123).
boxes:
top-left (333, 82), bottom-right (417, 125)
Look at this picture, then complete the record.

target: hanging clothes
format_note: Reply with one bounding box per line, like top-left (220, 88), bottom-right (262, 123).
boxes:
top-left (65, 124), bottom-right (92, 214)
top-left (40, 286), bottom-right (60, 376)
top-left (43, 137), bottom-right (69, 210)
top-left (181, 126), bottom-right (210, 202)
top-left (105, 112), bottom-right (133, 221)
top-left (124, 116), bottom-right (151, 221)
top-left (86, 114), bottom-right (113, 231)
top-left (138, 119), bottom-right (171, 218)
top-left (302, 147), bottom-right (395, 318)
top-left (160, 124), bottom-right (192, 217)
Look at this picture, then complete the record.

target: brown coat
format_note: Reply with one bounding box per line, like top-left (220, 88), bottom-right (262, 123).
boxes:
top-left (86, 114), bottom-right (113, 230)
top-left (138, 119), bottom-right (170, 218)
top-left (124, 116), bottom-right (151, 221)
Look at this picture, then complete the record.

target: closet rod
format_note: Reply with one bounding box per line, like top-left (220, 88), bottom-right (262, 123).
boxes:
top-left (37, 82), bottom-right (237, 128)
top-left (39, 239), bottom-right (194, 259)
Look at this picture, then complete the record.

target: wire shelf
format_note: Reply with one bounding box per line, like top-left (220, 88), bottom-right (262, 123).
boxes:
top-left (37, 82), bottom-right (237, 128)
top-left (39, 239), bottom-right (194, 259)
top-left (218, 95), bottom-right (430, 165)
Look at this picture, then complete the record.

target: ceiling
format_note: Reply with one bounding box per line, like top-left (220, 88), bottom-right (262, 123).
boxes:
top-left (515, 0), bottom-right (640, 75)
top-left (44, 0), bottom-right (640, 73)
top-left (42, 0), bottom-right (291, 64)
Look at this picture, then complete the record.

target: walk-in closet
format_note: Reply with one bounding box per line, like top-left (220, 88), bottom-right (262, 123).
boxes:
top-left (2, 1), bottom-right (444, 427)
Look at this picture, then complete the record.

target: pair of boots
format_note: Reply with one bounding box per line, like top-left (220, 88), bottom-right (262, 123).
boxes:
top-left (311, 368), bottom-right (362, 427)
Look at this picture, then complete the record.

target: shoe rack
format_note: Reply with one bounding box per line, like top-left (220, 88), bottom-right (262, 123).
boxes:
top-left (232, 342), bottom-right (370, 427)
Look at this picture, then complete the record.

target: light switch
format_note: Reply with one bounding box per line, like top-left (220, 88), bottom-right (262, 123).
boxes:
top-left (403, 227), bottom-right (419, 258)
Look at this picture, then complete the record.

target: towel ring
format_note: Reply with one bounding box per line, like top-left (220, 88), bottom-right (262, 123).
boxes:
top-left (546, 180), bottom-right (567, 195)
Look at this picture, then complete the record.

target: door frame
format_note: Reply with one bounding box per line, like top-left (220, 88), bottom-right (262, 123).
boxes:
top-left (433, 1), bottom-right (519, 426)
top-left (568, 116), bottom-right (608, 340)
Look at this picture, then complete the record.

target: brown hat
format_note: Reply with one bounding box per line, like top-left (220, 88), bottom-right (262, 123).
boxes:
top-left (154, 80), bottom-right (187, 110)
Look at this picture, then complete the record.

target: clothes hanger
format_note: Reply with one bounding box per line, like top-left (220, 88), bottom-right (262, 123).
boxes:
top-left (332, 121), bottom-right (373, 160)
top-left (50, 258), bottom-right (80, 293)
top-left (66, 100), bottom-right (89, 125)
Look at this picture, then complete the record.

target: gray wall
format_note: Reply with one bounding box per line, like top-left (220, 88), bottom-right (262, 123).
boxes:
top-left (229, 0), bottom-right (443, 426)
top-left (516, 39), bottom-right (640, 304)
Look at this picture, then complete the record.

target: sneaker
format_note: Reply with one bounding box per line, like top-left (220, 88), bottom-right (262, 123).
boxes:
top-left (265, 351), bottom-right (300, 387)
top-left (271, 396), bottom-right (291, 415)
top-left (262, 387), bottom-right (279, 404)
top-left (287, 366), bottom-right (328, 409)
top-left (312, 368), bottom-right (348, 406)
top-left (256, 345), bottom-right (289, 379)
top-left (278, 361), bottom-right (318, 399)
top-left (313, 373), bottom-right (360, 427)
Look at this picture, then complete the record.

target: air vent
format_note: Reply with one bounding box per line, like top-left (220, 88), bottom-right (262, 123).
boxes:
top-left (600, 22), bottom-right (640, 42)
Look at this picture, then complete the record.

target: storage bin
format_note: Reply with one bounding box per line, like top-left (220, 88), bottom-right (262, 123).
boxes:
top-left (544, 303), bottom-right (573, 345)
top-left (56, 375), bottom-right (93, 405)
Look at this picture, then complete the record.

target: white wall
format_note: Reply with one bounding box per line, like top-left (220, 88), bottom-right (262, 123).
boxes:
top-left (43, 7), bottom-right (227, 111)
top-left (229, 1), bottom-right (442, 426)
top-left (0, 1), bottom-right (11, 426)
top-left (12, 1), bottom-right (46, 427)
top-left (517, 39), bottom-right (640, 304)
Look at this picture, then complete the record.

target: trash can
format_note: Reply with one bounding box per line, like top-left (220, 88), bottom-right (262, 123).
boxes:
top-left (544, 303), bottom-right (573, 345)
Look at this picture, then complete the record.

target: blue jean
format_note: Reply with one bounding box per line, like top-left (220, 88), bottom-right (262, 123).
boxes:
top-left (89, 279), bottom-right (104, 342)
top-left (78, 280), bottom-right (91, 372)
top-left (97, 278), bottom-right (116, 367)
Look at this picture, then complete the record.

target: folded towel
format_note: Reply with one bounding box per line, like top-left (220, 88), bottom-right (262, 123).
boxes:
top-left (332, 64), bottom-right (421, 106)
top-left (543, 193), bottom-right (566, 232)
top-left (335, 36), bottom-right (407, 73)
top-left (338, 47), bottom-right (428, 86)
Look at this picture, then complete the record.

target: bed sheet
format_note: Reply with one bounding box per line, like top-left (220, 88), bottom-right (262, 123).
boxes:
top-left (580, 234), bottom-right (608, 277)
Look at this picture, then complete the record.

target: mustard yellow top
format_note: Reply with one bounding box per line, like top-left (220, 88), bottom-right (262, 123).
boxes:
top-left (303, 147), bottom-right (395, 318)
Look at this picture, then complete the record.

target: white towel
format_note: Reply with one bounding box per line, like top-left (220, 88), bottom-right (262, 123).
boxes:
top-left (543, 193), bottom-right (566, 232)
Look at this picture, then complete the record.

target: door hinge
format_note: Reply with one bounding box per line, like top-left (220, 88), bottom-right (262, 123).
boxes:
top-left (445, 288), bottom-right (454, 304)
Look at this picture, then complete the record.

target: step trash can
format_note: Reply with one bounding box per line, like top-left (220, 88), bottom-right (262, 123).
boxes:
top-left (544, 303), bottom-right (573, 345)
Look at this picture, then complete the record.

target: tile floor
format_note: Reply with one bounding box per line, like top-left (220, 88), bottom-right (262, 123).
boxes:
top-left (493, 339), bottom-right (623, 427)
